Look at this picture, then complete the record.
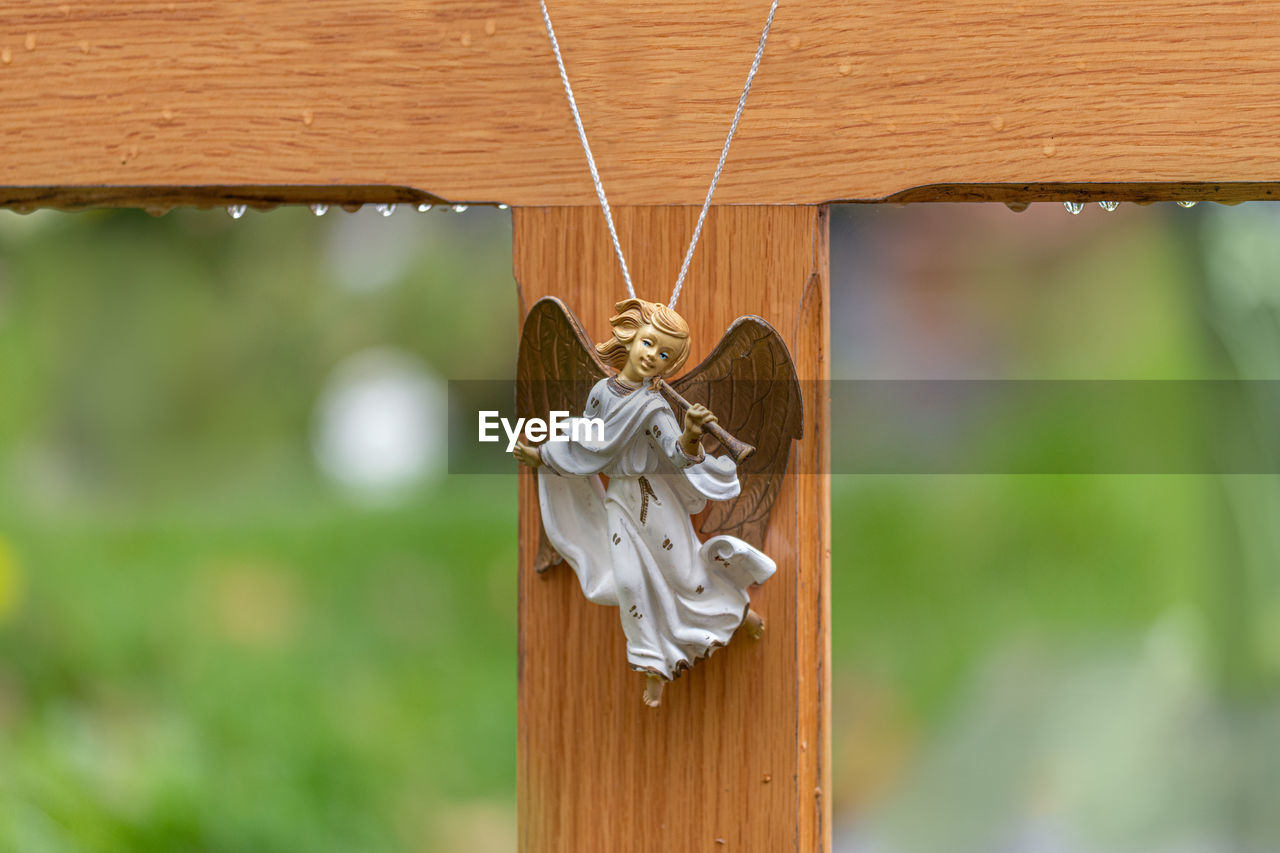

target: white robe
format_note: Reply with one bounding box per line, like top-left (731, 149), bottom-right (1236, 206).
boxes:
top-left (538, 376), bottom-right (776, 680)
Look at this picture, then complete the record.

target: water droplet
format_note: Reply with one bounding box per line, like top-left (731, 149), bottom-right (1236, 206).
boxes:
top-left (302, 109), bottom-right (314, 126)
top-left (146, 206), bottom-right (171, 217)
top-left (1042, 139), bottom-right (1056, 156)
top-left (1004, 201), bottom-right (1029, 213)
top-left (1, 48), bottom-right (11, 64)
top-left (460, 32), bottom-right (472, 47)
top-left (59, 4), bottom-right (70, 15)
top-left (837, 61), bottom-right (852, 76)
top-left (990, 115), bottom-right (1005, 131)
top-left (788, 35), bottom-right (801, 50)
top-left (13, 204), bottom-right (34, 215)
top-left (375, 203), bottom-right (396, 217)
top-left (452, 204), bottom-right (468, 213)
top-left (79, 40), bottom-right (90, 54)
top-left (417, 203), bottom-right (433, 212)
top-left (341, 203), bottom-right (362, 213)
top-left (161, 108), bottom-right (174, 122)
top-left (497, 203), bottom-right (509, 210)
top-left (24, 34), bottom-right (35, 51)
top-left (310, 203), bottom-right (329, 216)
top-left (1177, 200), bottom-right (1198, 208)
top-left (484, 18), bottom-right (497, 36)
top-left (1063, 201), bottom-right (1084, 215)
top-left (227, 204), bottom-right (246, 219)
top-left (1098, 200), bottom-right (1119, 211)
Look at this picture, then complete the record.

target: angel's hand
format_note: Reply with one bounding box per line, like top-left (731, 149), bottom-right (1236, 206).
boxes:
top-left (681, 404), bottom-right (717, 455)
top-left (683, 403), bottom-right (718, 437)
top-left (513, 441), bottom-right (543, 469)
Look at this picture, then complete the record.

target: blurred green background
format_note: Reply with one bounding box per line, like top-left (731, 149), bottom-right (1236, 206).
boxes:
top-left (0, 202), bottom-right (1276, 852)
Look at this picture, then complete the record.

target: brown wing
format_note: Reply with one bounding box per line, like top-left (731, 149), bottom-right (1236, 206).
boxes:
top-left (671, 316), bottom-right (803, 549)
top-left (516, 297), bottom-right (609, 572)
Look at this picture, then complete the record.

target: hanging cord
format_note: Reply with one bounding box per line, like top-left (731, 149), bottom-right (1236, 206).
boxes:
top-left (539, 0), bottom-right (634, 298)
top-left (539, 0), bottom-right (779, 308)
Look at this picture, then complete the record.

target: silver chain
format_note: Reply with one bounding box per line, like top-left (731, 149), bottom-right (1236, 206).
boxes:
top-left (539, 0), bottom-right (779, 308)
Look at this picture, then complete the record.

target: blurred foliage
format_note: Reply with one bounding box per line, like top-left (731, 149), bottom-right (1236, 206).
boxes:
top-left (0, 207), bottom-right (518, 852)
top-left (0, 487), bottom-right (516, 852)
top-left (829, 205), bottom-right (1280, 852)
top-left (0, 207), bottom-right (515, 511)
top-left (0, 203), bottom-right (1275, 852)
top-left (830, 204), bottom-right (1216, 717)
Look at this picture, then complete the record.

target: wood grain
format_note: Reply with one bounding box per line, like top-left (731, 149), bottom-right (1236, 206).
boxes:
top-left (0, 1), bottom-right (1277, 207)
top-left (514, 205), bottom-right (830, 852)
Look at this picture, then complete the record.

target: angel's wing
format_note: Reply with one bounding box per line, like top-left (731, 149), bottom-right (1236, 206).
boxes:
top-left (672, 316), bottom-right (803, 550)
top-left (516, 297), bottom-right (609, 572)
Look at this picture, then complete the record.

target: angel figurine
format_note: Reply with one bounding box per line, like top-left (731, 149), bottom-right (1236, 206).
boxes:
top-left (513, 297), bottom-right (802, 708)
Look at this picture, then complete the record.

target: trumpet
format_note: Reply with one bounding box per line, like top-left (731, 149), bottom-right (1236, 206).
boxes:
top-left (655, 379), bottom-right (755, 464)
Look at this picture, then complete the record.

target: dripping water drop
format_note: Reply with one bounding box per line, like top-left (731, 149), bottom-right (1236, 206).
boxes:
top-left (227, 204), bottom-right (246, 219)
top-left (376, 203), bottom-right (396, 217)
top-left (417, 203), bottom-right (433, 212)
top-left (452, 204), bottom-right (468, 213)
top-left (1177, 200), bottom-right (1198, 208)
top-left (1063, 201), bottom-right (1084, 215)
top-left (1098, 200), bottom-right (1119, 211)
top-left (497, 203), bottom-right (509, 210)
top-left (311, 203), bottom-right (329, 216)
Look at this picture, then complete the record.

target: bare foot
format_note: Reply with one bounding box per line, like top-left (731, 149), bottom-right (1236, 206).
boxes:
top-left (642, 675), bottom-right (665, 708)
top-left (743, 608), bottom-right (765, 640)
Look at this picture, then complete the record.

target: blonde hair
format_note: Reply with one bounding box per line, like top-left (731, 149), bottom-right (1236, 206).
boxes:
top-left (596, 298), bottom-right (691, 376)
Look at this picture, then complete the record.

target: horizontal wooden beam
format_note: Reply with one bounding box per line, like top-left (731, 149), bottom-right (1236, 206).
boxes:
top-left (0, 1), bottom-right (1277, 207)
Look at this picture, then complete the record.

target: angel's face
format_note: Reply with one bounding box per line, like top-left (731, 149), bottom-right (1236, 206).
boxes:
top-left (623, 324), bottom-right (681, 381)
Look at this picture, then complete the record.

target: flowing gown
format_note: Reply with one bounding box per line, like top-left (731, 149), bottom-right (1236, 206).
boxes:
top-left (537, 375), bottom-right (776, 680)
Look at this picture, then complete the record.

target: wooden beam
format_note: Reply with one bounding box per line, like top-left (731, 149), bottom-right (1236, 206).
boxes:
top-left (0, 2), bottom-right (1277, 207)
top-left (514, 205), bottom-right (830, 852)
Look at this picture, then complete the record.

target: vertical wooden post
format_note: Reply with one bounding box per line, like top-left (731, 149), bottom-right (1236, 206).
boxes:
top-left (514, 205), bottom-right (830, 852)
